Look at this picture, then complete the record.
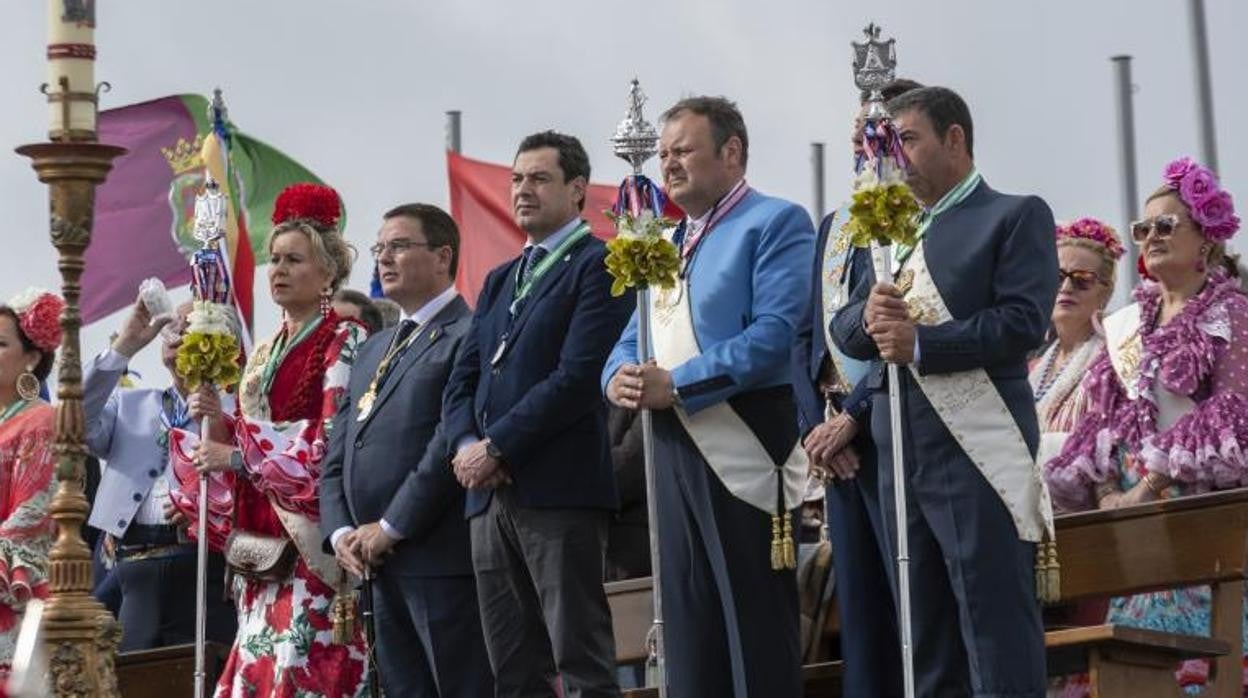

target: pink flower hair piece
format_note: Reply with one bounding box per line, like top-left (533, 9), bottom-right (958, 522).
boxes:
top-left (1056, 217), bottom-right (1125, 260)
top-left (1162, 156), bottom-right (1240, 243)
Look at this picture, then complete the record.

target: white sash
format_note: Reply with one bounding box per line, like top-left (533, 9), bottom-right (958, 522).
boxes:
top-left (649, 284), bottom-right (807, 514)
top-left (897, 241), bottom-right (1054, 542)
top-left (1102, 303), bottom-right (1196, 430)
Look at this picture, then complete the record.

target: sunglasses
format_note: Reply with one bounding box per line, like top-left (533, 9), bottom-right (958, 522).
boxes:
top-left (1130, 214), bottom-right (1181, 245)
top-left (1058, 268), bottom-right (1102, 291)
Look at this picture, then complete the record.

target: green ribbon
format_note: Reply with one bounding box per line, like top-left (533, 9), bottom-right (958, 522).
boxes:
top-left (510, 222), bottom-right (591, 313)
top-left (0, 398), bottom-right (31, 426)
top-left (259, 316), bottom-right (323, 396)
top-left (893, 168), bottom-right (982, 267)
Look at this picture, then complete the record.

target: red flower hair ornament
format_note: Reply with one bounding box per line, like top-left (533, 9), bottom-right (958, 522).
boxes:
top-left (7, 288), bottom-right (65, 352)
top-left (272, 183), bottom-right (343, 230)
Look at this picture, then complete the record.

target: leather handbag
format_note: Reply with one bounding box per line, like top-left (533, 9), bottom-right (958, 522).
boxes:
top-left (223, 530), bottom-right (298, 582)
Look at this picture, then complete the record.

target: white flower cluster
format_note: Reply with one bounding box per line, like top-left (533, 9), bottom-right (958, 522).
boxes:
top-left (186, 300), bottom-right (236, 336)
top-left (6, 287), bottom-right (52, 314)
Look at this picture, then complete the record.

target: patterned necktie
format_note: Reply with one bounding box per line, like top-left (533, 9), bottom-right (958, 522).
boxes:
top-left (521, 245), bottom-right (549, 287)
top-left (377, 319), bottom-right (419, 389)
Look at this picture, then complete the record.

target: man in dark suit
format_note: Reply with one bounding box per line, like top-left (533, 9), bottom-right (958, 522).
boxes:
top-left (832, 86), bottom-right (1058, 697)
top-left (321, 203), bottom-right (491, 697)
top-left (443, 131), bottom-right (633, 697)
top-left (793, 78), bottom-right (922, 698)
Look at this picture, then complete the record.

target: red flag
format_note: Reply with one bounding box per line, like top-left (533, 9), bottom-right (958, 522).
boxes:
top-left (447, 151), bottom-right (620, 306)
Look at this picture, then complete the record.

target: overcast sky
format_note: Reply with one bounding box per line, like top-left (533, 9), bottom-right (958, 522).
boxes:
top-left (1, 0), bottom-right (1244, 386)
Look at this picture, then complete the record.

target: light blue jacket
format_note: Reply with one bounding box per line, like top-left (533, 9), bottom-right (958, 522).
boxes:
top-left (83, 351), bottom-right (194, 538)
top-left (602, 188), bottom-right (815, 414)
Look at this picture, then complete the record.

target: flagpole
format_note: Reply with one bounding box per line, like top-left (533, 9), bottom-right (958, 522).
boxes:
top-left (1110, 55), bottom-right (1140, 308)
top-left (611, 78), bottom-right (667, 696)
top-left (1186, 0), bottom-right (1219, 173)
top-left (446, 110), bottom-right (462, 153)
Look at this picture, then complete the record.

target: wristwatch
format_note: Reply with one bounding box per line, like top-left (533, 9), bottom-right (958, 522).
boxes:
top-left (484, 440), bottom-right (503, 460)
top-left (670, 384), bottom-right (683, 408)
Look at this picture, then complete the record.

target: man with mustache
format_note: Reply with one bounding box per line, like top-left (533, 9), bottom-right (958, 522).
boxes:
top-left (604, 96), bottom-right (815, 696)
top-left (443, 131), bottom-right (633, 697)
top-left (831, 86), bottom-right (1058, 696)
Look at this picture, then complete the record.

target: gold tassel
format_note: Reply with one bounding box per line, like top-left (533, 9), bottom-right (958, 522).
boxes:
top-left (331, 587), bottom-right (356, 645)
top-left (1034, 537), bottom-right (1061, 603)
top-left (770, 513), bottom-right (784, 570)
top-left (781, 514), bottom-right (797, 570)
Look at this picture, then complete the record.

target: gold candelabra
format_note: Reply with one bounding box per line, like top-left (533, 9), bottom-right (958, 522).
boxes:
top-left (16, 76), bottom-right (125, 698)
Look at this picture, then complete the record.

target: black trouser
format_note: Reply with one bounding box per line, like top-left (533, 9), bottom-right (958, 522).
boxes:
top-left (653, 411), bottom-right (802, 698)
top-left (371, 570), bottom-right (493, 698)
top-left (114, 526), bottom-right (236, 652)
top-left (469, 488), bottom-right (618, 698)
top-left (872, 389), bottom-right (1046, 698)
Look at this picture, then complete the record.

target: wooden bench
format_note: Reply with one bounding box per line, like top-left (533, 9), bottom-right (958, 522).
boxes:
top-left (608, 488), bottom-right (1248, 697)
top-left (115, 642), bottom-right (228, 697)
top-left (1051, 488), bottom-right (1248, 697)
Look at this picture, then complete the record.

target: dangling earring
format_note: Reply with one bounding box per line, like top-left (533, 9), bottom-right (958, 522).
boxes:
top-left (1198, 244), bottom-right (1211, 273)
top-left (16, 366), bottom-right (39, 402)
top-left (319, 288), bottom-right (332, 318)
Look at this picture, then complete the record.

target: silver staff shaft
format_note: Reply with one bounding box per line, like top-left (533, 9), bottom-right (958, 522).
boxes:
top-left (194, 413), bottom-right (211, 698)
top-left (636, 286), bottom-right (667, 696)
top-left (872, 243), bottom-right (915, 698)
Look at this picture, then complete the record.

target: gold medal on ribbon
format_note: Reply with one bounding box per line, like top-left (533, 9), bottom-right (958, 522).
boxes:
top-left (356, 390), bottom-right (376, 422)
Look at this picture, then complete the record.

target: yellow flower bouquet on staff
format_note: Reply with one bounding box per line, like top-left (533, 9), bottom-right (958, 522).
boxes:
top-left (604, 210), bottom-right (681, 297)
top-left (175, 301), bottom-right (241, 391)
top-left (846, 169), bottom-right (921, 251)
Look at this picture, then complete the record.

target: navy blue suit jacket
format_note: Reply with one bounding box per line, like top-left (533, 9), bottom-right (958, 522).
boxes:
top-left (831, 180), bottom-right (1058, 457)
top-left (320, 296), bottom-right (474, 577)
top-left (443, 232), bottom-right (635, 518)
top-left (792, 212), bottom-right (873, 438)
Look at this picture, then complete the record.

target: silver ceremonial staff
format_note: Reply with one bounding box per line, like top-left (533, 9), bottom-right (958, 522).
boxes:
top-left (187, 177), bottom-right (228, 698)
top-left (852, 24), bottom-right (917, 698)
top-left (610, 78), bottom-right (667, 696)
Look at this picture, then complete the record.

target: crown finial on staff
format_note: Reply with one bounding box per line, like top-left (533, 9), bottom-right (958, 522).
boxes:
top-left (852, 23), bottom-right (898, 119)
top-left (612, 78), bottom-right (659, 175)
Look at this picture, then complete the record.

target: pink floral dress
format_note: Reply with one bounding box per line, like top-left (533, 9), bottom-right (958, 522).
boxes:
top-left (1045, 268), bottom-right (1248, 694)
top-left (0, 404), bottom-right (56, 696)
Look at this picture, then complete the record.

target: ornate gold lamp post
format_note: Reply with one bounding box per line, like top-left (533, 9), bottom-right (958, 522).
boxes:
top-left (15, 2), bottom-right (123, 695)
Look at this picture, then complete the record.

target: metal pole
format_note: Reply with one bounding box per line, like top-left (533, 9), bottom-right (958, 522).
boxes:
top-left (811, 142), bottom-right (826, 224)
top-left (1187, 0), bottom-right (1219, 173)
top-left (361, 569), bottom-right (381, 696)
top-left (193, 416), bottom-right (210, 698)
top-left (1111, 55), bottom-right (1140, 307)
top-left (870, 244), bottom-right (915, 698)
top-left (446, 110), bottom-right (462, 154)
top-left (636, 287), bottom-right (666, 697)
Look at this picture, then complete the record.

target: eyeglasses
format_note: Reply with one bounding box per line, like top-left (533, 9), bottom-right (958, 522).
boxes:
top-left (1057, 268), bottom-right (1102, 291)
top-left (369, 239), bottom-right (441, 258)
top-left (1130, 214), bottom-right (1181, 245)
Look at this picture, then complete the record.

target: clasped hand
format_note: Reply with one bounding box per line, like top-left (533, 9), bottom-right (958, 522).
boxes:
top-left (865, 283), bottom-right (916, 364)
top-left (452, 440), bottom-right (510, 490)
top-left (803, 412), bottom-right (860, 481)
top-left (606, 360), bottom-right (674, 410)
top-left (333, 523), bottom-right (397, 576)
